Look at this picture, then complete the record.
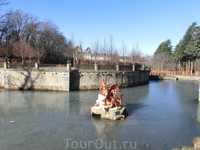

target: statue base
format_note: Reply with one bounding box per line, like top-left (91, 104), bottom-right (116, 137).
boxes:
top-left (91, 106), bottom-right (127, 120)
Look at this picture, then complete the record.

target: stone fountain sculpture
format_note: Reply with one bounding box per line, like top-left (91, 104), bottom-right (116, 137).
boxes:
top-left (91, 80), bottom-right (127, 120)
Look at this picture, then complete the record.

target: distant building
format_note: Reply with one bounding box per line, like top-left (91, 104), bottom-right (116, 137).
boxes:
top-left (119, 56), bottom-right (129, 62)
top-left (82, 47), bottom-right (111, 61)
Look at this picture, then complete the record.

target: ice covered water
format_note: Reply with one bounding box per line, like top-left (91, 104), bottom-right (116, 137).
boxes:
top-left (0, 80), bottom-right (200, 149)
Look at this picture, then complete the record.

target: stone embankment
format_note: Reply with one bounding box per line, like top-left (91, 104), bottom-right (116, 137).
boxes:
top-left (0, 69), bottom-right (70, 91)
top-left (0, 63), bottom-right (149, 91)
top-left (150, 75), bottom-right (200, 81)
top-left (71, 70), bottom-right (149, 90)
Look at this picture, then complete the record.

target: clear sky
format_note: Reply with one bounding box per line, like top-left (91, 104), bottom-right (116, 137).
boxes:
top-left (5, 0), bottom-right (200, 55)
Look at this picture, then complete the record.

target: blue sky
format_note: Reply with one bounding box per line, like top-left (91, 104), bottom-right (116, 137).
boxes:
top-left (5, 0), bottom-right (200, 55)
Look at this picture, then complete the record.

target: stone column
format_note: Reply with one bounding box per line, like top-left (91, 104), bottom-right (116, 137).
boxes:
top-left (199, 80), bottom-right (200, 101)
top-left (67, 63), bottom-right (71, 71)
top-left (178, 61), bottom-right (181, 71)
top-left (198, 102), bottom-right (200, 122)
top-left (191, 61), bottom-right (193, 76)
top-left (141, 64), bottom-right (145, 71)
top-left (132, 63), bottom-right (135, 71)
top-left (35, 62), bottom-right (39, 70)
top-left (4, 62), bottom-right (7, 69)
top-left (116, 63), bottom-right (119, 71)
top-left (94, 62), bottom-right (98, 71)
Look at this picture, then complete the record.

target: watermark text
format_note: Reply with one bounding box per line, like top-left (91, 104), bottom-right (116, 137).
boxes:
top-left (65, 138), bottom-right (137, 149)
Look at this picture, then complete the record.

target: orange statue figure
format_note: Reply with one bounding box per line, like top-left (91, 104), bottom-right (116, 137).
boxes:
top-left (94, 80), bottom-right (123, 109)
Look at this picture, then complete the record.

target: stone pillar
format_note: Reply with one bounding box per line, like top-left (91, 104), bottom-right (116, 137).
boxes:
top-left (116, 64), bottom-right (119, 71)
top-left (178, 61), bottom-right (181, 71)
top-left (141, 64), bottom-right (145, 71)
top-left (132, 64), bottom-right (135, 71)
top-left (198, 102), bottom-right (200, 122)
top-left (67, 63), bottom-right (71, 71)
top-left (4, 62), bottom-right (7, 69)
top-left (199, 80), bottom-right (200, 101)
top-left (94, 62), bottom-right (98, 71)
top-left (35, 62), bottom-right (39, 70)
top-left (191, 61), bottom-right (193, 76)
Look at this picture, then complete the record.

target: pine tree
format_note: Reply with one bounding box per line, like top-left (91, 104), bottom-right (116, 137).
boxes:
top-left (191, 26), bottom-right (200, 58)
top-left (173, 22), bottom-right (197, 61)
top-left (154, 39), bottom-right (172, 55)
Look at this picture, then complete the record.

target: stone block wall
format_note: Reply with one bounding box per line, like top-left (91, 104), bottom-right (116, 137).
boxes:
top-left (0, 69), bottom-right (149, 91)
top-left (70, 70), bottom-right (149, 90)
top-left (0, 69), bottom-right (70, 91)
top-left (0, 69), bottom-right (4, 88)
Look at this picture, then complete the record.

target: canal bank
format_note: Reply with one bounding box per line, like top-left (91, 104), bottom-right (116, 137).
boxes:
top-left (0, 68), bottom-right (149, 91)
top-left (150, 75), bottom-right (200, 80)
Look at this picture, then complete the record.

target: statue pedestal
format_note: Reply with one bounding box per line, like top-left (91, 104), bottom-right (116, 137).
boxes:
top-left (91, 106), bottom-right (127, 120)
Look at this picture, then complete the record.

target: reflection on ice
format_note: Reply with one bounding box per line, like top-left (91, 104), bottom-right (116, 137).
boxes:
top-left (0, 80), bottom-right (200, 149)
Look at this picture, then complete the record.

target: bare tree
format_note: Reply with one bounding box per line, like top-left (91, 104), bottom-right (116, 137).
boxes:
top-left (26, 44), bottom-right (35, 63)
top-left (8, 10), bottom-right (34, 42)
top-left (0, 1), bottom-right (12, 57)
top-left (112, 49), bottom-right (120, 63)
top-left (129, 44), bottom-right (144, 63)
top-left (31, 20), bottom-right (67, 63)
top-left (12, 40), bottom-right (32, 65)
top-left (0, 0), bottom-right (10, 23)
top-left (64, 40), bottom-right (74, 59)
top-left (108, 35), bottom-right (115, 62)
top-left (91, 38), bottom-right (101, 61)
top-left (119, 40), bottom-right (128, 62)
top-left (150, 51), bottom-right (176, 71)
top-left (74, 44), bottom-right (83, 63)
top-left (69, 33), bottom-right (77, 65)
top-left (101, 37), bottom-right (109, 61)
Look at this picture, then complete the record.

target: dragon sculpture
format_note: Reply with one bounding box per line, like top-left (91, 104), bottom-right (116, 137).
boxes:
top-left (94, 80), bottom-right (123, 109)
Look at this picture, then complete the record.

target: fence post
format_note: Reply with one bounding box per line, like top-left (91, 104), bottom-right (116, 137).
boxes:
top-left (67, 63), bottom-right (71, 71)
top-left (199, 80), bottom-right (200, 101)
top-left (35, 62), bottom-right (39, 70)
top-left (191, 62), bottom-right (193, 76)
top-left (94, 62), bottom-right (98, 71)
top-left (132, 63), bottom-right (135, 71)
top-left (116, 63), bottom-right (119, 71)
top-left (4, 62), bottom-right (7, 69)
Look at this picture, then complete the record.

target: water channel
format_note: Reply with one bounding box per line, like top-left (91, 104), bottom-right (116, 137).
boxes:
top-left (0, 80), bottom-right (200, 150)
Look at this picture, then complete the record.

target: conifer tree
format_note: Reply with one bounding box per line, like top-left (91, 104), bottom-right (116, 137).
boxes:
top-left (173, 22), bottom-right (197, 61)
top-left (154, 39), bottom-right (172, 55)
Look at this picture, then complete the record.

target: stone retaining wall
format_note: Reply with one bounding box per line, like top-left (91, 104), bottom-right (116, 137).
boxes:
top-left (70, 70), bottom-right (149, 90)
top-left (150, 75), bottom-right (200, 81)
top-left (0, 69), bottom-right (149, 91)
top-left (0, 69), bottom-right (4, 88)
top-left (0, 69), bottom-right (70, 91)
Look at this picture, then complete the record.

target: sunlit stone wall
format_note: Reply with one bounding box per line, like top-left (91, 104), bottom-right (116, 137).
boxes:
top-left (0, 69), bottom-right (4, 88)
top-left (0, 69), bottom-right (70, 91)
top-left (70, 70), bottom-right (149, 90)
top-left (0, 69), bottom-right (149, 91)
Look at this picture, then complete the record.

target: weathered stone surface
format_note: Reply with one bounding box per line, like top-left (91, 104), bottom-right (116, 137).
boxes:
top-left (70, 70), bottom-right (149, 90)
top-left (0, 68), bottom-right (149, 91)
top-left (91, 106), bottom-right (127, 120)
top-left (91, 106), bottom-right (107, 115)
top-left (0, 69), bottom-right (4, 88)
top-left (0, 69), bottom-right (70, 91)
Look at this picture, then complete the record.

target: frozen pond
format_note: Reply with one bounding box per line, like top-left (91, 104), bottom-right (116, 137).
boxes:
top-left (0, 80), bottom-right (200, 150)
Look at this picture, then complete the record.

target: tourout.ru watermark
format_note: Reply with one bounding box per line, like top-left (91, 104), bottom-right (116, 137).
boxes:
top-left (65, 138), bottom-right (137, 149)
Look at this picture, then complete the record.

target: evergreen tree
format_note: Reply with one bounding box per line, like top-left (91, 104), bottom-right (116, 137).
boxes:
top-left (186, 26), bottom-right (200, 60)
top-left (193, 27), bottom-right (200, 56)
top-left (154, 39), bottom-right (172, 55)
top-left (173, 22), bottom-right (197, 61)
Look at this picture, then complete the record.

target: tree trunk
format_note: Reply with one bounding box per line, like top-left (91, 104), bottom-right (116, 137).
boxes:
top-left (22, 55), bottom-right (24, 68)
